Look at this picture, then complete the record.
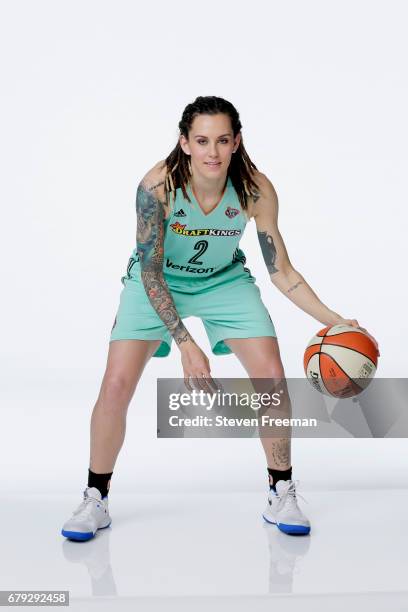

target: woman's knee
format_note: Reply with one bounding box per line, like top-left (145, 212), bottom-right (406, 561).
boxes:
top-left (253, 358), bottom-right (285, 379)
top-left (98, 373), bottom-right (137, 407)
top-left (252, 344), bottom-right (286, 378)
top-left (246, 340), bottom-right (285, 378)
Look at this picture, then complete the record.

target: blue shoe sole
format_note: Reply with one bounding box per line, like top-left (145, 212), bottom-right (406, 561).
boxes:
top-left (61, 520), bottom-right (111, 541)
top-left (262, 514), bottom-right (310, 535)
top-left (277, 522), bottom-right (310, 535)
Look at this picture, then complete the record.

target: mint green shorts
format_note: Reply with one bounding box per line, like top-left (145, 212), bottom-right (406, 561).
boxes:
top-left (109, 254), bottom-right (277, 358)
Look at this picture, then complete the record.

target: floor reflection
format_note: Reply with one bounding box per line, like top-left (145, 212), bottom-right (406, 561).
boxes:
top-left (62, 526), bottom-right (118, 597)
top-left (263, 522), bottom-right (311, 593)
top-left (61, 511), bottom-right (313, 597)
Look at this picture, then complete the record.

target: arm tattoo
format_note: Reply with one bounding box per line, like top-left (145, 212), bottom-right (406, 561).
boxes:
top-left (257, 231), bottom-right (279, 274)
top-left (147, 179), bottom-right (166, 193)
top-left (287, 281), bottom-right (303, 293)
top-left (136, 182), bottom-right (193, 346)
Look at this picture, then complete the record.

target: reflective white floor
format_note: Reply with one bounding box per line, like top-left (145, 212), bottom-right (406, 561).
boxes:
top-left (1, 489), bottom-right (407, 611)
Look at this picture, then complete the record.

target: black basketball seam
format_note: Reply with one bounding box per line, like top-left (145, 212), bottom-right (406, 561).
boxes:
top-left (315, 325), bottom-right (330, 374)
top-left (319, 352), bottom-right (365, 391)
top-left (324, 331), bottom-right (366, 342)
top-left (317, 325), bottom-right (331, 339)
top-left (321, 342), bottom-right (376, 364)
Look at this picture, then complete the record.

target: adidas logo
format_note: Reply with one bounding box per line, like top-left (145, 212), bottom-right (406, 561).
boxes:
top-left (174, 209), bottom-right (186, 217)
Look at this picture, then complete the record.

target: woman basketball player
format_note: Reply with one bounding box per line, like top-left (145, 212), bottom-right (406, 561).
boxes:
top-left (61, 96), bottom-right (379, 540)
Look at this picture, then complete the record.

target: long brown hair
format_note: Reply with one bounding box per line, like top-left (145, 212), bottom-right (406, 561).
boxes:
top-left (164, 96), bottom-right (260, 211)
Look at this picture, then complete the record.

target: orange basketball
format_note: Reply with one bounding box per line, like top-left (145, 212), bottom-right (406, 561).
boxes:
top-left (304, 324), bottom-right (379, 398)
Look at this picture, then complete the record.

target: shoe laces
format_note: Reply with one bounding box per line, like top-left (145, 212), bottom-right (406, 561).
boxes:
top-left (274, 479), bottom-right (308, 513)
top-left (72, 489), bottom-right (102, 519)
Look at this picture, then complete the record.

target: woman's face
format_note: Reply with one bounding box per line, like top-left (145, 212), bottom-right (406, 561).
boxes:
top-left (180, 113), bottom-right (241, 178)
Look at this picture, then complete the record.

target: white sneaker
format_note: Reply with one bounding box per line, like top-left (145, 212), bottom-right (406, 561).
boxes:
top-left (262, 479), bottom-right (311, 535)
top-left (61, 487), bottom-right (112, 541)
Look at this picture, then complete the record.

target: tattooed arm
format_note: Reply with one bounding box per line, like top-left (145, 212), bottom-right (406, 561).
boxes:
top-left (136, 173), bottom-right (196, 348)
top-left (136, 166), bottom-right (216, 380)
top-left (251, 172), bottom-right (343, 326)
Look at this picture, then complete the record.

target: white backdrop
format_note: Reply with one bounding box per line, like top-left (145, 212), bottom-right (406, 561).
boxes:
top-left (1, 0), bottom-right (407, 494)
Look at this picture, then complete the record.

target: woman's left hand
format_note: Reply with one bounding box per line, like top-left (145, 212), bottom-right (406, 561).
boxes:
top-left (335, 318), bottom-right (380, 357)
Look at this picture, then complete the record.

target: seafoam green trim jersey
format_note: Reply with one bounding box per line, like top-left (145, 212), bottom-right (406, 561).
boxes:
top-left (122, 175), bottom-right (251, 283)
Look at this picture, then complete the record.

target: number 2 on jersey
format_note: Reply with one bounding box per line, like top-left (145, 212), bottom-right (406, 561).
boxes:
top-left (188, 240), bottom-right (208, 265)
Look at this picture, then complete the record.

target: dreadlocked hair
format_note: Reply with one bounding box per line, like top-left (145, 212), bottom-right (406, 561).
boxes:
top-left (163, 96), bottom-right (260, 211)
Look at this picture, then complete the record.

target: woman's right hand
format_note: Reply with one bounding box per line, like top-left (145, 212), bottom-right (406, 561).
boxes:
top-left (180, 340), bottom-right (218, 393)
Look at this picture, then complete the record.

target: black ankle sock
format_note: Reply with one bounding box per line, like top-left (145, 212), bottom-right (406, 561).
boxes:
top-left (267, 466), bottom-right (292, 491)
top-left (88, 469), bottom-right (113, 499)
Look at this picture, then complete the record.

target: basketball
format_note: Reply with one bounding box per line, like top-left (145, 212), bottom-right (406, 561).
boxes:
top-left (304, 324), bottom-right (379, 398)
